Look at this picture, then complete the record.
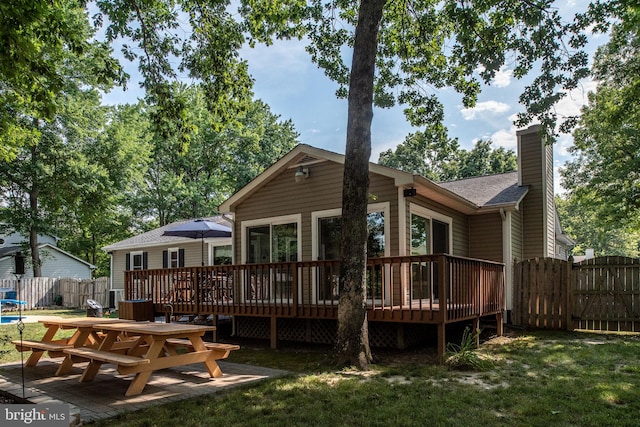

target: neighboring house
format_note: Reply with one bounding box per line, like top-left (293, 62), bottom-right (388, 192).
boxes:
top-left (102, 216), bottom-right (233, 290)
top-left (0, 232), bottom-right (95, 279)
top-left (116, 124), bottom-right (572, 351)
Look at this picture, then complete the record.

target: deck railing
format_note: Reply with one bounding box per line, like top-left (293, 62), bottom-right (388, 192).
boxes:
top-left (124, 254), bottom-right (504, 324)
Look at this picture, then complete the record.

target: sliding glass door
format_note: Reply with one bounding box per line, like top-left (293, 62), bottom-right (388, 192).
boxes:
top-left (244, 216), bottom-right (300, 302)
top-left (410, 207), bottom-right (451, 302)
top-left (314, 204), bottom-right (389, 303)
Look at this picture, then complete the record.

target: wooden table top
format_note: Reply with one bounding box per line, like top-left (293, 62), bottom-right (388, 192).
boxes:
top-left (94, 322), bottom-right (215, 335)
top-left (38, 317), bottom-right (139, 327)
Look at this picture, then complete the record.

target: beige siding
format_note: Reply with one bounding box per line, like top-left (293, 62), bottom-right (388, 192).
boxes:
top-left (109, 240), bottom-right (216, 289)
top-left (546, 144), bottom-right (555, 257)
top-left (403, 195), bottom-right (469, 257)
top-left (233, 161), bottom-right (399, 261)
top-left (111, 250), bottom-right (127, 289)
top-left (469, 213), bottom-right (503, 263)
top-left (511, 209), bottom-right (523, 263)
top-left (519, 130), bottom-right (546, 259)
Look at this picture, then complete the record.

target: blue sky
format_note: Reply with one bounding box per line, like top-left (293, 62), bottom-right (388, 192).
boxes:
top-left (101, 1), bottom-right (610, 193)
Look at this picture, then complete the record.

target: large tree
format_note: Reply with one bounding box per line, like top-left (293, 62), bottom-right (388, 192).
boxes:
top-left (555, 195), bottom-right (640, 258)
top-left (0, 0), bottom-right (125, 160)
top-left (561, 17), bottom-right (640, 229)
top-left (94, 0), bottom-right (254, 146)
top-left (0, 89), bottom-right (126, 277)
top-left (378, 129), bottom-right (517, 181)
top-left (0, 4), bottom-right (127, 276)
top-left (130, 86), bottom-right (299, 227)
top-left (240, 0), bottom-right (605, 368)
top-left (54, 102), bottom-right (152, 277)
top-left (378, 124), bottom-right (461, 181)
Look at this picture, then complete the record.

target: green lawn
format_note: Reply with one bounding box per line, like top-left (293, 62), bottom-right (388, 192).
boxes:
top-left (1, 311), bottom-right (639, 426)
top-left (87, 330), bottom-right (640, 427)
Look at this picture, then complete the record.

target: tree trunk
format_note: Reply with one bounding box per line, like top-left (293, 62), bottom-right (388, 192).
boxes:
top-left (334, 0), bottom-right (386, 369)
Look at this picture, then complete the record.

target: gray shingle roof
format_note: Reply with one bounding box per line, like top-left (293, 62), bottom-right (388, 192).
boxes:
top-left (102, 216), bottom-right (231, 251)
top-left (438, 171), bottom-right (528, 208)
top-left (0, 246), bottom-right (22, 259)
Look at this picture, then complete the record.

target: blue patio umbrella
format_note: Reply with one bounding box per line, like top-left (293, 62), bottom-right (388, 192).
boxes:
top-left (163, 219), bottom-right (232, 266)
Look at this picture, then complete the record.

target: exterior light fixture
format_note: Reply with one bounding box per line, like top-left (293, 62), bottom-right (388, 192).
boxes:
top-left (403, 188), bottom-right (416, 197)
top-left (295, 166), bottom-right (309, 182)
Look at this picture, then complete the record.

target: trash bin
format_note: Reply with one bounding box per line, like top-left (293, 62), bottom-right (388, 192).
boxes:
top-left (86, 299), bottom-right (103, 317)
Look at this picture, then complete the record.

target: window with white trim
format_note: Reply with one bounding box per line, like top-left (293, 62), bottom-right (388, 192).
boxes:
top-left (409, 204), bottom-right (452, 301)
top-left (241, 215), bottom-right (301, 302)
top-left (168, 248), bottom-right (179, 268)
top-left (312, 203), bottom-right (390, 302)
top-left (131, 251), bottom-right (144, 270)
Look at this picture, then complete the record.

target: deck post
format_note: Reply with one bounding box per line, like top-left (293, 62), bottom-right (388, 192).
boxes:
top-left (397, 324), bottom-right (406, 349)
top-left (496, 311), bottom-right (504, 336)
top-left (305, 319), bottom-right (312, 342)
top-left (472, 317), bottom-right (480, 349)
top-left (270, 316), bottom-right (277, 349)
top-left (437, 323), bottom-right (446, 358)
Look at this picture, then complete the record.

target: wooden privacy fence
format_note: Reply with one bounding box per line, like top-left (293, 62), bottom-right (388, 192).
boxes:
top-left (513, 257), bottom-right (640, 332)
top-left (0, 277), bottom-right (109, 310)
top-left (513, 258), bottom-right (571, 329)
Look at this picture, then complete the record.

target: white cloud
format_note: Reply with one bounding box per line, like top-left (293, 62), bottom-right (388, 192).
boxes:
top-left (476, 64), bottom-right (512, 88)
top-left (556, 134), bottom-right (574, 158)
top-left (554, 79), bottom-right (598, 120)
top-left (490, 128), bottom-right (517, 149)
top-left (461, 101), bottom-right (510, 120)
top-left (491, 66), bottom-right (513, 88)
top-left (371, 138), bottom-right (404, 163)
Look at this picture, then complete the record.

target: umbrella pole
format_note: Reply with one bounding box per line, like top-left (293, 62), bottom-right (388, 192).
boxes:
top-left (201, 236), bottom-right (205, 266)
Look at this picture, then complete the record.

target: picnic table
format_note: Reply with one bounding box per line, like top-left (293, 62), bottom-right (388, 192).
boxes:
top-left (67, 321), bottom-right (238, 396)
top-left (12, 317), bottom-right (134, 371)
top-left (13, 317), bottom-right (239, 397)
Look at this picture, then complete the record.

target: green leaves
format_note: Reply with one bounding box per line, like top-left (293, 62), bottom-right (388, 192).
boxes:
top-left (561, 16), bottom-right (640, 230)
top-left (378, 127), bottom-right (516, 182)
top-left (0, 0), bottom-right (125, 160)
top-left (239, 1), bottom-right (601, 136)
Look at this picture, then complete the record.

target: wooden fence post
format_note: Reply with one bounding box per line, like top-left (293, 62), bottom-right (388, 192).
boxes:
top-left (565, 258), bottom-right (573, 331)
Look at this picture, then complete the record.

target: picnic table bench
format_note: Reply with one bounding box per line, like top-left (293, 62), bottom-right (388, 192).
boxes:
top-left (13, 317), bottom-right (144, 372)
top-left (165, 338), bottom-right (239, 355)
top-left (12, 339), bottom-right (72, 362)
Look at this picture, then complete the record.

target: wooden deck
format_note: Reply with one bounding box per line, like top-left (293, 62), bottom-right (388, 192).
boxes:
top-left (124, 254), bottom-right (505, 355)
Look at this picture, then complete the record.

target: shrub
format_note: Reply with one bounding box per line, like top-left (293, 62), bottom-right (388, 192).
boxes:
top-left (444, 327), bottom-right (492, 371)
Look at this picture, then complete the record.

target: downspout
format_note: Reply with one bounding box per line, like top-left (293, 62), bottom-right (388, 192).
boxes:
top-left (398, 188), bottom-right (408, 305)
top-left (222, 212), bottom-right (235, 264)
top-left (501, 208), bottom-right (513, 322)
top-left (222, 212), bottom-right (236, 337)
top-left (108, 252), bottom-right (113, 290)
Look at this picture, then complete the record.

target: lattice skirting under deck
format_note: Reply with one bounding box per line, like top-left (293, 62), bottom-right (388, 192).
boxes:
top-left (234, 316), bottom-right (434, 349)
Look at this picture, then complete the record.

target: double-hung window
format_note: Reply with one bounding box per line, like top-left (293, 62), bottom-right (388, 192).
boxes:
top-left (131, 251), bottom-right (144, 270)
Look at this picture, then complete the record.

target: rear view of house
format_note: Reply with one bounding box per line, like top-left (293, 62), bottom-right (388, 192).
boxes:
top-left (114, 124), bottom-right (572, 354)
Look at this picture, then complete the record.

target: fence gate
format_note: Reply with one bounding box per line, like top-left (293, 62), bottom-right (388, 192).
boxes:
top-left (513, 256), bottom-right (640, 332)
top-left (571, 256), bottom-right (640, 332)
